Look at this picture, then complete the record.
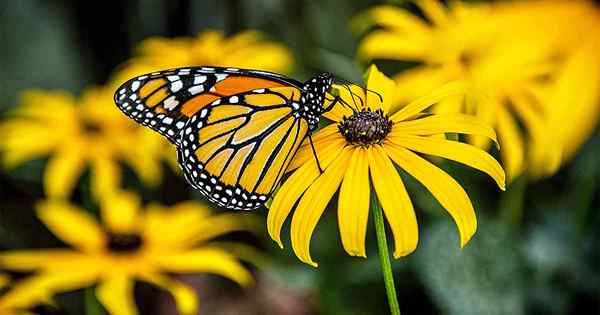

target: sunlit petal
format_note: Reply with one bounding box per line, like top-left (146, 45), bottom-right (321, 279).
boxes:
top-left (391, 81), bottom-right (466, 122)
top-left (90, 157), bottom-right (121, 200)
top-left (36, 201), bottom-right (105, 252)
top-left (101, 192), bottom-right (141, 234)
top-left (385, 144), bottom-right (476, 248)
top-left (290, 148), bottom-right (351, 267)
top-left (496, 106), bottom-right (525, 181)
top-left (0, 250), bottom-right (91, 271)
top-left (338, 148), bottom-right (370, 257)
top-left (390, 135), bottom-right (505, 190)
top-left (153, 248), bottom-right (253, 287)
top-left (96, 276), bottom-right (137, 315)
top-left (364, 65), bottom-right (397, 113)
top-left (390, 113), bottom-right (498, 144)
top-left (358, 30), bottom-right (429, 61)
top-left (0, 270), bottom-right (99, 310)
top-left (267, 160), bottom-right (321, 248)
top-left (43, 149), bottom-right (85, 199)
top-left (368, 146), bottom-right (418, 258)
top-left (288, 135), bottom-right (345, 172)
top-left (416, 0), bottom-right (450, 26)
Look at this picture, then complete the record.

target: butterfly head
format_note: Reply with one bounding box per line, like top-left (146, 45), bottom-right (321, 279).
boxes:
top-left (300, 72), bottom-right (334, 130)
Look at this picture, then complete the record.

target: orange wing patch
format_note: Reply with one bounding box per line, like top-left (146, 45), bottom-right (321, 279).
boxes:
top-left (181, 94), bottom-right (221, 116)
top-left (213, 76), bottom-right (284, 95)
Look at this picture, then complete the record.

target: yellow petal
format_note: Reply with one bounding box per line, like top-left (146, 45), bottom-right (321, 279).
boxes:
top-left (391, 135), bottom-right (505, 190)
top-left (508, 91), bottom-right (560, 179)
top-left (90, 157), bottom-right (121, 200)
top-left (290, 148), bottom-right (351, 267)
top-left (390, 113), bottom-right (498, 145)
top-left (139, 273), bottom-right (198, 315)
top-left (0, 250), bottom-right (89, 271)
top-left (358, 30), bottom-right (429, 61)
top-left (36, 201), bottom-right (106, 252)
top-left (393, 66), bottom-right (453, 107)
top-left (96, 276), bottom-right (137, 315)
top-left (143, 202), bottom-right (257, 248)
top-left (468, 95), bottom-right (497, 149)
top-left (209, 241), bottom-right (271, 268)
top-left (337, 148), bottom-right (370, 257)
top-left (142, 202), bottom-right (207, 246)
top-left (385, 144), bottom-right (477, 248)
top-left (288, 134), bottom-right (345, 172)
top-left (0, 122), bottom-right (58, 168)
top-left (43, 149), bottom-right (85, 199)
top-left (359, 5), bottom-right (430, 34)
top-left (416, 0), bottom-right (449, 26)
top-left (496, 106), bottom-right (525, 182)
top-left (182, 213), bottom-right (260, 245)
top-left (391, 81), bottom-right (466, 122)
top-left (368, 146), bottom-right (418, 258)
top-left (325, 83), bottom-right (367, 121)
top-left (364, 64), bottom-right (397, 113)
top-left (0, 270), bottom-right (99, 310)
top-left (101, 192), bottom-right (141, 234)
top-left (153, 248), bottom-right (253, 287)
top-left (267, 159), bottom-right (321, 248)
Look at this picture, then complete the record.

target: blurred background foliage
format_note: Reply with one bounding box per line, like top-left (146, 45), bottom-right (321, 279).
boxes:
top-left (0, 1), bottom-right (599, 314)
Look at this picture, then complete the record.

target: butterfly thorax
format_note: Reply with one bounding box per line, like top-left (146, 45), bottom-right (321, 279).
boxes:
top-left (298, 73), bottom-right (334, 130)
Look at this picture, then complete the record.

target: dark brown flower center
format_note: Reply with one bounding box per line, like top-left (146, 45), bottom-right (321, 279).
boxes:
top-left (107, 232), bottom-right (143, 252)
top-left (338, 109), bottom-right (392, 146)
top-left (82, 120), bottom-right (102, 134)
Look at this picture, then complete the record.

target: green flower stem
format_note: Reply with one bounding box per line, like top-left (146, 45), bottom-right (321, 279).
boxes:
top-left (499, 175), bottom-right (527, 229)
top-left (372, 194), bottom-right (401, 315)
top-left (85, 287), bottom-right (106, 315)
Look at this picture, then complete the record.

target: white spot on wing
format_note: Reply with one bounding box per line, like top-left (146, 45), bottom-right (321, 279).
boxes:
top-left (170, 81), bottom-right (183, 92)
top-left (194, 75), bottom-right (207, 84)
top-left (164, 96), bottom-right (179, 110)
top-left (188, 85), bottom-right (204, 95)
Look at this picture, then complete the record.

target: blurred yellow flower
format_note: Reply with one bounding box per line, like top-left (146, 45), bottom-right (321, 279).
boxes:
top-left (267, 65), bottom-right (505, 267)
top-left (0, 87), bottom-right (170, 199)
top-left (0, 192), bottom-right (258, 315)
top-left (113, 29), bottom-right (294, 86)
top-left (356, 0), bottom-right (600, 181)
top-left (0, 273), bottom-right (58, 315)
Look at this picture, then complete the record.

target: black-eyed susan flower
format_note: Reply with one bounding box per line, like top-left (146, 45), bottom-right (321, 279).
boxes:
top-left (267, 65), bottom-right (505, 267)
top-left (113, 29), bottom-right (293, 85)
top-left (0, 192), bottom-right (258, 315)
top-left (0, 87), bottom-right (170, 199)
top-left (356, 0), bottom-right (600, 181)
top-left (0, 273), bottom-right (59, 315)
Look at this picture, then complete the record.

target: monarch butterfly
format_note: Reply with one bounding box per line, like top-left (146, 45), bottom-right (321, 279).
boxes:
top-left (114, 66), bottom-right (342, 210)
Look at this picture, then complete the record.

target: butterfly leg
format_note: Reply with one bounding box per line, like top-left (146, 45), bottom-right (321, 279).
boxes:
top-left (308, 134), bottom-right (324, 174)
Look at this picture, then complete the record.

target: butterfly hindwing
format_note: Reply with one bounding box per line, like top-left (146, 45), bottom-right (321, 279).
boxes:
top-left (114, 66), bottom-right (313, 210)
top-left (177, 87), bottom-right (309, 210)
top-left (114, 66), bottom-right (302, 144)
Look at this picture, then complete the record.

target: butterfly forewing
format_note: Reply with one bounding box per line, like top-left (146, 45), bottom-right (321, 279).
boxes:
top-left (114, 67), bottom-right (310, 210)
top-left (114, 67), bottom-right (301, 144)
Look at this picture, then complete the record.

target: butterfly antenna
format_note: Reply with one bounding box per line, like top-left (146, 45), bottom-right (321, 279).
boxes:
top-left (363, 86), bottom-right (383, 103)
top-left (340, 82), bottom-right (361, 113)
top-left (308, 134), bottom-right (324, 174)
